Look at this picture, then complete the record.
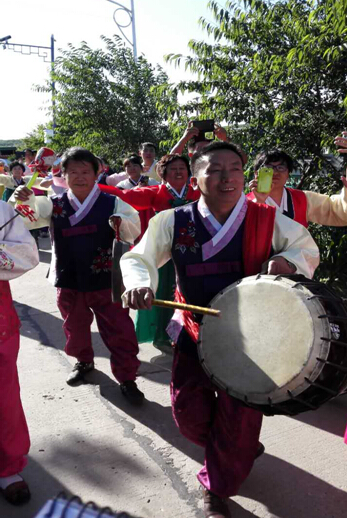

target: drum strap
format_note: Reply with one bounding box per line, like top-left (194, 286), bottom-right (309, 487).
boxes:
top-left (175, 200), bottom-right (276, 344)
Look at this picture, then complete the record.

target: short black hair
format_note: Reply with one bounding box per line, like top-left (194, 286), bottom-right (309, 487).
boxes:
top-left (123, 155), bottom-right (143, 169)
top-left (254, 149), bottom-right (293, 173)
top-left (61, 147), bottom-right (99, 175)
top-left (24, 149), bottom-right (35, 155)
top-left (190, 141), bottom-right (246, 176)
top-left (10, 161), bottom-right (25, 173)
top-left (139, 142), bottom-right (157, 152)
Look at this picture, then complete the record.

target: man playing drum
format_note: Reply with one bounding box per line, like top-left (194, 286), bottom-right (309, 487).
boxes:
top-left (120, 142), bottom-right (319, 517)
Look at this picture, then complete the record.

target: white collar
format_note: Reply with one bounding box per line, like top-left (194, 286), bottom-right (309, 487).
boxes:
top-left (198, 197), bottom-right (223, 231)
top-left (68, 183), bottom-right (98, 211)
top-left (166, 183), bottom-right (187, 198)
top-left (266, 188), bottom-right (288, 213)
top-left (198, 193), bottom-right (246, 241)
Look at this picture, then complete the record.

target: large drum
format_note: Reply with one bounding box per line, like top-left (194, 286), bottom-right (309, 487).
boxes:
top-left (198, 275), bottom-right (347, 415)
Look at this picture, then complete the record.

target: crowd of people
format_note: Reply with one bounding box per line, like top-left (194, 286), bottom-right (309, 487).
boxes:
top-left (1, 123), bottom-right (347, 517)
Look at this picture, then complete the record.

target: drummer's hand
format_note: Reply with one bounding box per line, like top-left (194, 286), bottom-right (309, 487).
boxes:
top-left (248, 178), bottom-right (270, 204)
top-left (124, 287), bottom-right (154, 310)
top-left (334, 131), bottom-right (347, 187)
top-left (267, 257), bottom-right (296, 275)
top-left (14, 185), bottom-right (32, 202)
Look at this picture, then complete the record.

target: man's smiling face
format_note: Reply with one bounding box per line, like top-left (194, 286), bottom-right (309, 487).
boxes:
top-left (191, 149), bottom-right (244, 209)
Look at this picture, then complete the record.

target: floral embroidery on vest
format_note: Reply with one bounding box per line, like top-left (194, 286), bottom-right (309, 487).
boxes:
top-left (0, 246), bottom-right (14, 270)
top-left (175, 220), bottom-right (200, 254)
top-left (52, 199), bottom-right (67, 218)
top-left (90, 247), bottom-right (112, 273)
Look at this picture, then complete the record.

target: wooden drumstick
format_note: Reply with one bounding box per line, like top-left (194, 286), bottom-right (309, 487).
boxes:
top-left (152, 298), bottom-right (220, 317)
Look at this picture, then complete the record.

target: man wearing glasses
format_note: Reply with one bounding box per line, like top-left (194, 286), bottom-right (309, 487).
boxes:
top-left (248, 147), bottom-right (347, 227)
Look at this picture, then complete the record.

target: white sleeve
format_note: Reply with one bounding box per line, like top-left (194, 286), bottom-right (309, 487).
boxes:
top-left (148, 178), bottom-right (160, 186)
top-left (268, 211), bottom-right (320, 279)
top-left (120, 210), bottom-right (174, 300)
top-left (305, 189), bottom-right (347, 226)
top-left (113, 197), bottom-right (141, 244)
top-left (0, 175), bottom-right (14, 187)
top-left (8, 192), bottom-right (53, 230)
top-left (0, 201), bottom-right (39, 280)
top-left (106, 172), bottom-right (128, 186)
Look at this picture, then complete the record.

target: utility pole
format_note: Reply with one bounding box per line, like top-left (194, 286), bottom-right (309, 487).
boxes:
top-left (1, 35), bottom-right (56, 128)
top-left (106, 0), bottom-right (137, 60)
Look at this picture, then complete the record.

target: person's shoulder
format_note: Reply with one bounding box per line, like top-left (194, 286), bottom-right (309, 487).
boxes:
top-left (0, 199), bottom-right (14, 214)
top-left (116, 180), bottom-right (129, 189)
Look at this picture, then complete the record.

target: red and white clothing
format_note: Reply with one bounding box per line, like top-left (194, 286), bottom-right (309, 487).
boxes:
top-left (120, 197), bottom-right (319, 497)
top-left (0, 202), bottom-right (39, 477)
top-left (15, 187), bottom-right (141, 383)
top-left (247, 186), bottom-right (347, 227)
top-left (98, 182), bottom-right (200, 212)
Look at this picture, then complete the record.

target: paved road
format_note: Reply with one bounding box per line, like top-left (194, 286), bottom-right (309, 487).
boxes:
top-left (1, 239), bottom-right (347, 517)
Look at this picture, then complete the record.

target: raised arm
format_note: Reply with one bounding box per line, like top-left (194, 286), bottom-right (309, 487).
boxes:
top-left (305, 189), bottom-right (347, 226)
top-left (98, 184), bottom-right (158, 211)
top-left (170, 122), bottom-right (200, 155)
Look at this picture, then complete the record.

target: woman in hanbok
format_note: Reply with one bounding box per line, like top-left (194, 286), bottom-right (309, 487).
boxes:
top-left (99, 154), bottom-right (200, 350)
top-left (117, 155), bottom-right (159, 242)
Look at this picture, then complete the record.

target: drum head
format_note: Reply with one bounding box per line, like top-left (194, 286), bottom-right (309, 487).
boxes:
top-left (198, 275), bottom-right (331, 405)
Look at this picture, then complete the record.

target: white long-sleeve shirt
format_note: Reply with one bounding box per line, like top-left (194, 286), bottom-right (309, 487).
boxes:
top-left (120, 204), bottom-right (320, 299)
top-left (0, 201), bottom-right (39, 280)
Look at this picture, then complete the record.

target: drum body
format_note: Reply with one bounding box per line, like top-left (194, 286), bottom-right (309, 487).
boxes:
top-left (198, 275), bottom-right (347, 415)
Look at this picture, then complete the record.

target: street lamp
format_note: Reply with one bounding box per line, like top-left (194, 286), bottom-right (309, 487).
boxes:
top-left (106, 0), bottom-right (137, 60)
top-left (1, 34), bottom-right (56, 128)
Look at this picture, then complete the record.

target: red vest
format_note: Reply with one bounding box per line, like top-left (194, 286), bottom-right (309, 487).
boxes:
top-left (247, 188), bottom-right (308, 227)
top-left (176, 200), bottom-right (276, 343)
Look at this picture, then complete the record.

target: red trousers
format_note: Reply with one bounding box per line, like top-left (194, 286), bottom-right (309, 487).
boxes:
top-left (57, 288), bottom-right (140, 383)
top-left (0, 332), bottom-right (30, 477)
top-left (171, 347), bottom-right (263, 498)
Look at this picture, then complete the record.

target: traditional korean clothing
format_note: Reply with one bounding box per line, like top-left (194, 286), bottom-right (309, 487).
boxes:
top-left (117, 176), bottom-right (159, 243)
top-left (16, 186), bottom-right (142, 384)
top-left (120, 195), bottom-right (319, 498)
top-left (247, 185), bottom-right (347, 226)
top-left (0, 175), bottom-right (43, 203)
top-left (0, 202), bottom-right (39, 478)
top-left (99, 182), bottom-right (200, 349)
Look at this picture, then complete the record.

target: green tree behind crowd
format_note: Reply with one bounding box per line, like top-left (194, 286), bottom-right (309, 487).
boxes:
top-left (36, 35), bottom-right (172, 165)
top-left (156, 0), bottom-right (347, 292)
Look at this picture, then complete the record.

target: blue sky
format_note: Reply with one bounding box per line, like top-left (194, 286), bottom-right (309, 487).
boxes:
top-left (1, 0), bottom-right (216, 139)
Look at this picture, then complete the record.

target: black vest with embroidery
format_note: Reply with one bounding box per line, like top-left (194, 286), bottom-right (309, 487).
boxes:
top-left (51, 192), bottom-right (115, 292)
top-left (171, 202), bottom-right (245, 312)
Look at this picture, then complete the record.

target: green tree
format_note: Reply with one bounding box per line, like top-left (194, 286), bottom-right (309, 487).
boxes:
top-left (37, 36), bottom-right (173, 164)
top-left (157, 0), bottom-right (347, 292)
top-left (20, 124), bottom-right (46, 151)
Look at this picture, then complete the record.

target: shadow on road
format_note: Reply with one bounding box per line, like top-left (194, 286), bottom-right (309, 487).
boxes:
top-left (290, 395), bottom-right (347, 438)
top-left (86, 368), bottom-right (204, 466)
top-left (0, 458), bottom-right (69, 518)
top-left (236, 452), bottom-right (347, 518)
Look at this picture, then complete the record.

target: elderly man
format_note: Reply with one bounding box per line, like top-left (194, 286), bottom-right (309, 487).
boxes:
top-left (119, 142), bottom-right (319, 517)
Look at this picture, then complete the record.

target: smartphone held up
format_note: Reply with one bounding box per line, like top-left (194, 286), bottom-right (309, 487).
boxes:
top-left (257, 167), bottom-right (274, 193)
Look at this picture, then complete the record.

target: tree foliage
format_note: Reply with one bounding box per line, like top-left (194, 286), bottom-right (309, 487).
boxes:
top-left (20, 124), bottom-right (46, 151)
top-left (37, 36), bottom-right (173, 163)
top-left (157, 0), bottom-right (347, 292)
